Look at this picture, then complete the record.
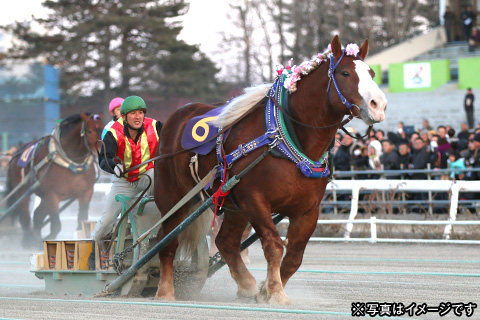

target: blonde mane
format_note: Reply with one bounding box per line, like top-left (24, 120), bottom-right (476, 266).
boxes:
top-left (211, 83), bottom-right (271, 128)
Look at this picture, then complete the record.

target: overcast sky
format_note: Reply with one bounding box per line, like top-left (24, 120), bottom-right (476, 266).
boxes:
top-left (0, 0), bottom-right (230, 57)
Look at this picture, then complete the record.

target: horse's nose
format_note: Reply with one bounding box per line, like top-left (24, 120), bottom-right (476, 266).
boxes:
top-left (369, 97), bottom-right (387, 112)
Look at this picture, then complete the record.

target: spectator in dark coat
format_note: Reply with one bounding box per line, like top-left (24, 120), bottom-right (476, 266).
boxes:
top-left (381, 140), bottom-right (400, 170)
top-left (333, 134), bottom-right (353, 172)
top-left (468, 27), bottom-right (480, 51)
top-left (411, 137), bottom-right (431, 179)
top-left (462, 5), bottom-right (476, 41)
top-left (463, 133), bottom-right (480, 200)
top-left (464, 88), bottom-right (475, 129)
top-left (457, 122), bottom-right (471, 141)
top-left (411, 137), bottom-right (432, 205)
top-left (398, 142), bottom-right (412, 170)
top-left (464, 133), bottom-right (480, 181)
top-left (443, 6), bottom-right (455, 42)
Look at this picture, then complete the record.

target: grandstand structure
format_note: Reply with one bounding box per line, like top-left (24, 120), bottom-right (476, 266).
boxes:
top-left (0, 61), bottom-right (60, 152)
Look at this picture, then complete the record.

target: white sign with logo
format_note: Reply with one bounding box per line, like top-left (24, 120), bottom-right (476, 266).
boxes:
top-left (403, 63), bottom-right (431, 89)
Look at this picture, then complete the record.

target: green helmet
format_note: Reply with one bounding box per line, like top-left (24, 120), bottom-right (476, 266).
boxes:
top-left (120, 96), bottom-right (147, 115)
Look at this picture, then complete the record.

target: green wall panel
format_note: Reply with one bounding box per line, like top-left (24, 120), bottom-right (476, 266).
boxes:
top-left (369, 64), bottom-right (382, 85)
top-left (388, 60), bottom-right (450, 93)
top-left (458, 57), bottom-right (480, 89)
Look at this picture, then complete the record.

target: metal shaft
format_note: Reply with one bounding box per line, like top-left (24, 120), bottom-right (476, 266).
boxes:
top-left (0, 181), bottom-right (40, 223)
top-left (207, 213), bottom-right (284, 278)
top-left (105, 175), bottom-right (240, 294)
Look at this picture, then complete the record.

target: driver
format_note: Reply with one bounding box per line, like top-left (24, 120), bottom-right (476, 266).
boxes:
top-left (91, 96), bottom-right (163, 261)
top-left (101, 97), bottom-right (124, 139)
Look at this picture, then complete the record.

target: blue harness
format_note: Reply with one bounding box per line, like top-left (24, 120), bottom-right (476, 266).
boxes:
top-left (216, 75), bottom-right (329, 180)
top-left (214, 49), bottom-right (364, 182)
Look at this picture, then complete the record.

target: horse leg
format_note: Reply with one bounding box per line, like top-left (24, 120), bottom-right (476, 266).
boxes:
top-left (279, 209), bottom-right (319, 288)
top-left (14, 194), bottom-right (36, 248)
top-left (209, 214), bottom-right (222, 256)
top-left (33, 195), bottom-right (60, 240)
top-left (216, 211), bottom-right (258, 298)
top-left (243, 203), bottom-right (289, 304)
top-left (154, 215), bottom-right (183, 301)
top-left (77, 188), bottom-right (93, 230)
top-left (240, 224), bottom-right (253, 264)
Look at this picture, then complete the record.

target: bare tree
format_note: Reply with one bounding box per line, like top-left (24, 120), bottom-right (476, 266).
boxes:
top-left (229, 0), bottom-right (254, 85)
top-left (218, 0), bottom-right (439, 83)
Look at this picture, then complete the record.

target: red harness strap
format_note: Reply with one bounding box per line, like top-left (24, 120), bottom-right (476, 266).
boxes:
top-left (211, 154), bottom-right (230, 228)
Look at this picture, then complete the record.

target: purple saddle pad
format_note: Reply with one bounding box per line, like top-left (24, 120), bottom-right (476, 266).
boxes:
top-left (16, 143), bottom-right (38, 168)
top-left (181, 106), bottom-right (230, 155)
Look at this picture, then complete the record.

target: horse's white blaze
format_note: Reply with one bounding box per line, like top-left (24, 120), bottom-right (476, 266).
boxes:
top-left (354, 60), bottom-right (387, 123)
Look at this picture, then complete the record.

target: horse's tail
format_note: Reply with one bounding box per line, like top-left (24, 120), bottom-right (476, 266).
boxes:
top-left (176, 199), bottom-right (214, 260)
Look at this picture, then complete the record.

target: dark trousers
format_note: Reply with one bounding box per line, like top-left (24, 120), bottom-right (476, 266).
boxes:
top-left (444, 24), bottom-right (453, 42)
top-left (466, 109), bottom-right (474, 129)
top-left (464, 25), bottom-right (473, 41)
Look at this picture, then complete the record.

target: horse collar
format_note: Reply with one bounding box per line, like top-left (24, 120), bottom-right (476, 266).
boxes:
top-left (49, 123), bottom-right (94, 173)
top-left (265, 76), bottom-right (329, 178)
top-left (215, 76), bottom-right (329, 179)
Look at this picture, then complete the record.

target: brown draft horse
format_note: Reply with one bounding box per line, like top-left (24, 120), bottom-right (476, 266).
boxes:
top-left (153, 36), bottom-right (387, 303)
top-left (5, 113), bottom-right (103, 247)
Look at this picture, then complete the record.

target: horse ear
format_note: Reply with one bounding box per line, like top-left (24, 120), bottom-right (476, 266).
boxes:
top-left (80, 112), bottom-right (89, 122)
top-left (330, 35), bottom-right (342, 60)
top-left (359, 39), bottom-right (369, 60)
top-left (99, 112), bottom-right (104, 120)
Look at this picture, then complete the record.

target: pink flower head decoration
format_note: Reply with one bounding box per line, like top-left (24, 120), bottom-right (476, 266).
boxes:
top-left (345, 43), bottom-right (359, 56)
top-left (282, 52), bottom-right (329, 93)
top-left (327, 44), bottom-right (332, 52)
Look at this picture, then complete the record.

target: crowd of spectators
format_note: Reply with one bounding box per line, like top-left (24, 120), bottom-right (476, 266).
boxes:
top-left (330, 120), bottom-right (480, 213)
top-left (332, 119), bottom-right (480, 182)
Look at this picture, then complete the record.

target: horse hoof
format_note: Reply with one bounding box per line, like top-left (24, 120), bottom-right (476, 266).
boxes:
top-left (255, 282), bottom-right (291, 305)
top-left (237, 285), bottom-right (258, 298)
top-left (267, 292), bottom-right (291, 305)
top-left (255, 292), bottom-right (268, 304)
top-left (154, 288), bottom-right (175, 301)
top-left (154, 294), bottom-right (175, 301)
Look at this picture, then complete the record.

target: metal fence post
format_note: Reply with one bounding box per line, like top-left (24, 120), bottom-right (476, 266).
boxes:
top-left (443, 183), bottom-right (460, 240)
top-left (400, 164), bottom-right (407, 215)
top-left (427, 163), bottom-right (433, 215)
top-left (370, 217), bottom-right (377, 243)
top-left (344, 184), bottom-right (360, 239)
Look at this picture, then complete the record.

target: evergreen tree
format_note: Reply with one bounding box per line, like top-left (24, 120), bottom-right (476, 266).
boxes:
top-left (1, 0), bottom-right (226, 116)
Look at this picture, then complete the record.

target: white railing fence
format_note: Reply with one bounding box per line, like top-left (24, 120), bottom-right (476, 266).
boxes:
top-left (321, 179), bottom-right (480, 243)
top-left (3, 178), bottom-right (479, 245)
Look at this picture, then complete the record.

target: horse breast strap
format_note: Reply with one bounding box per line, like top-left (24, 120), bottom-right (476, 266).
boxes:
top-left (49, 123), bottom-right (94, 173)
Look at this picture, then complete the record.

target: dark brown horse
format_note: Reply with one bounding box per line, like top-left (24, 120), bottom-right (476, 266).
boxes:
top-left (153, 36), bottom-right (387, 303)
top-left (5, 112), bottom-right (103, 247)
